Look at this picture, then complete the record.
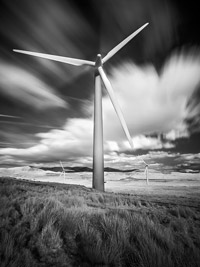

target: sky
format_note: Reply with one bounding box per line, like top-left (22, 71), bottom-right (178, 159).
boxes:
top-left (0, 0), bottom-right (199, 171)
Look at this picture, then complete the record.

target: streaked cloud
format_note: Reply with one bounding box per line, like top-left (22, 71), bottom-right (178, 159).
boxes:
top-left (164, 123), bottom-right (189, 141)
top-left (103, 48), bottom-right (200, 141)
top-left (0, 119), bottom-right (93, 163)
top-left (0, 114), bottom-right (21, 118)
top-left (0, 49), bottom-right (200, 165)
top-left (0, 63), bottom-right (67, 109)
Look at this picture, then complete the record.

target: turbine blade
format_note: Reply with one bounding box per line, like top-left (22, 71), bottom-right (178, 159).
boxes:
top-left (13, 49), bottom-right (95, 66)
top-left (98, 66), bottom-right (133, 149)
top-left (142, 158), bottom-right (147, 165)
top-left (102, 23), bottom-right (149, 63)
top-left (60, 161), bottom-right (65, 171)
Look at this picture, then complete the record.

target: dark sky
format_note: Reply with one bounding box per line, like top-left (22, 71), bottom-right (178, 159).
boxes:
top-left (0, 0), bottom-right (199, 167)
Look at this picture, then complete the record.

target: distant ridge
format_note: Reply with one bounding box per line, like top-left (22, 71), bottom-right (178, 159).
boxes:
top-left (39, 166), bottom-right (139, 173)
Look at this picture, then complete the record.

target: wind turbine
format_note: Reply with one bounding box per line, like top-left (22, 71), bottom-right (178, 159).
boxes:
top-left (141, 159), bottom-right (149, 185)
top-left (59, 161), bottom-right (66, 179)
top-left (13, 22), bottom-right (149, 192)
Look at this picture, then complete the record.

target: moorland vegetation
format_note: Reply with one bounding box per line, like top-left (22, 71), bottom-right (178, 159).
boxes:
top-left (0, 177), bottom-right (200, 267)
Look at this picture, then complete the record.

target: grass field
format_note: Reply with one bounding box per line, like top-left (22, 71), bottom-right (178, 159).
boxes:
top-left (0, 177), bottom-right (200, 267)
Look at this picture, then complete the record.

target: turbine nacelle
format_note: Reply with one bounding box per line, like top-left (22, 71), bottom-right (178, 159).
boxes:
top-left (95, 54), bottom-right (103, 68)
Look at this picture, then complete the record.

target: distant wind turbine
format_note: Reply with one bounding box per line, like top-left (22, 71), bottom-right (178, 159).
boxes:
top-left (141, 159), bottom-right (149, 185)
top-left (13, 22), bottom-right (149, 191)
top-left (59, 161), bottom-right (66, 179)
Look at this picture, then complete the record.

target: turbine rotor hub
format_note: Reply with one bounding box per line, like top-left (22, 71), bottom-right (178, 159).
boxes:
top-left (95, 54), bottom-right (103, 68)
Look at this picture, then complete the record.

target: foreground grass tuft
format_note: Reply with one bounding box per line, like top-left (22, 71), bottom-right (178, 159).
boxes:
top-left (0, 177), bottom-right (200, 266)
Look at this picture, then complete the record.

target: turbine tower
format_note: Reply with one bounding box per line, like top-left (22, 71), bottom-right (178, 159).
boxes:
top-left (142, 159), bottom-right (149, 185)
top-left (13, 23), bottom-right (149, 191)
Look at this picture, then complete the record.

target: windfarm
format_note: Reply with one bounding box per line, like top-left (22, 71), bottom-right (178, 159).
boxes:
top-left (0, 0), bottom-right (200, 266)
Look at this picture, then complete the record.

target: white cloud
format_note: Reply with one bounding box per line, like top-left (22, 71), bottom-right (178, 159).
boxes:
top-left (0, 119), bottom-right (93, 162)
top-left (0, 63), bottom-right (67, 109)
top-left (132, 135), bottom-right (162, 149)
top-left (105, 135), bottom-right (174, 152)
top-left (37, 118), bottom-right (93, 158)
top-left (164, 122), bottom-right (189, 141)
top-left (0, 126), bottom-right (173, 165)
top-left (180, 153), bottom-right (200, 161)
top-left (103, 49), bottom-right (200, 141)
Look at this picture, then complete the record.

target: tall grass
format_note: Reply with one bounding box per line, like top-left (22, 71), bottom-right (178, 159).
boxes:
top-left (0, 177), bottom-right (200, 266)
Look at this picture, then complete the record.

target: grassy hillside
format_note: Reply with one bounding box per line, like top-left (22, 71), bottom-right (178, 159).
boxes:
top-left (0, 177), bottom-right (200, 267)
